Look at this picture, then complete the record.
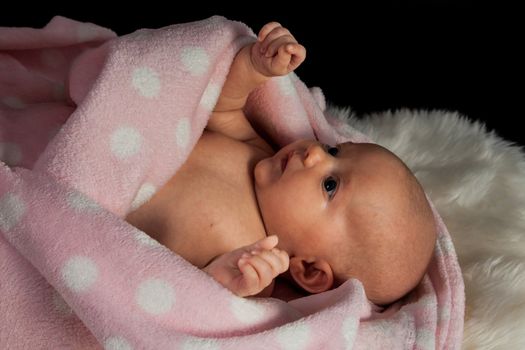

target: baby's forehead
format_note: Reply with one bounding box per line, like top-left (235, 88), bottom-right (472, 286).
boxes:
top-left (341, 142), bottom-right (409, 174)
top-left (340, 141), bottom-right (394, 157)
top-left (336, 152), bottom-right (415, 228)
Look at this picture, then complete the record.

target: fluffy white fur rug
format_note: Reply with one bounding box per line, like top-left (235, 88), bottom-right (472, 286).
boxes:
top-left (327, 106), bottom-right (525, 350)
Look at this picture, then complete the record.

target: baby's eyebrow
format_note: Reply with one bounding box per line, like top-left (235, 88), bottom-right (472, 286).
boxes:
top-left (333, 143), bottom-right (353, 204)
top-left (336, 142), bottom-right (352, 154)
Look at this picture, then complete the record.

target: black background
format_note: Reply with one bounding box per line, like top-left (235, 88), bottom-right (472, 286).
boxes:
top-left (2, 2), bottom-right (520, 145)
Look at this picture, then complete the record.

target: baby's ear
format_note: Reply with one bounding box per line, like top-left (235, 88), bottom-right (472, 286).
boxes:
top-left (289, 257), bottom-right (334, 294)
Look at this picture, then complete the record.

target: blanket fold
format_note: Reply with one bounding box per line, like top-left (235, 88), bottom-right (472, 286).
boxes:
top-left (0, 16), bottom-right (464, 349)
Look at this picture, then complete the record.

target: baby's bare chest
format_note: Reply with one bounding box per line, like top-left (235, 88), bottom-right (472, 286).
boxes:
top-left (126, 131), bottom-right (269, 267)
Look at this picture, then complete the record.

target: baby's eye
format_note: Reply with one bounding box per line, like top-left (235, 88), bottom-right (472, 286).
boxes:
top-left (323, 143), bottom-right (339, 156)
top-left (328, 146), bottom-right (339, 156)
top-left (323, 176), bottom-right (338, 199)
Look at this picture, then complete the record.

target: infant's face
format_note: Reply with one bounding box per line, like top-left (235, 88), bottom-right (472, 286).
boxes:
top-left (254, 139), bottom-right (409, 263)
top-left (254, 139), bottom-right (436, 304)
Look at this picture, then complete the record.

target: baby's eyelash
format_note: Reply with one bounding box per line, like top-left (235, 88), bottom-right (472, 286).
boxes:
top-left (328, 146), bottom-right (339, 157)
top-left (323, 176), bottom-right (338, 199)
top-left (322, 143), bottom-right (339, 156)
top-left (321, 143), bottom-right (339, 200)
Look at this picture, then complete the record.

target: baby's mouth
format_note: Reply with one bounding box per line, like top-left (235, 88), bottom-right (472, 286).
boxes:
top-left (281, 151), bottom-right (294, 173)
top-left (281, 156), bottom-right (288, 173)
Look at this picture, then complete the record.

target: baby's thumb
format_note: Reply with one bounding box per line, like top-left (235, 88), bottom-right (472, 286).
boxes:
top-left (250, 235), bottom-right (278, 251)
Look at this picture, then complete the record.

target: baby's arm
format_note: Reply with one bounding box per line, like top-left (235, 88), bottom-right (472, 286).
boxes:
top-left (203, 236), bottom-right (289, 297)
top-left (206, 22), bottom-right (306, 144)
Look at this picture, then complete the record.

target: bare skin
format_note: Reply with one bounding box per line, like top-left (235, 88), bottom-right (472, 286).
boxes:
top-left (126, 22), bottom-right (437, 303)
top-left (126, 22), bottom-right (305, 298)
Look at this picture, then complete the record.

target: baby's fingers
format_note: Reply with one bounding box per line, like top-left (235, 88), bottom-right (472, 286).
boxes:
top-left (249, 249), bottom-right (289, 276)
top-left (236, 260), bottom-right (260, 296)
top-left (237, 254), bottom-right (277, 296)
top-left (242, 254), bottom-right (275, 290)
top-left (250, 235), bottom-right (278, 251)
top-left (258, 22), bottom-right (282, 42)
top-left (262, 248), bottom-right (289, 274)
top-left (259, 26), bottom-right (296, 56)
top-left (264, 35), bottom-right (296, 58)
top-left (287, 44), bottom-right (306, 69)
top-left (272, 248), bottom-right (290, 271)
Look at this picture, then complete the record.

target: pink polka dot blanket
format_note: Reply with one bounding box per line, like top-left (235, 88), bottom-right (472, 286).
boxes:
top-left (0, 16), bottom-right (464, 349)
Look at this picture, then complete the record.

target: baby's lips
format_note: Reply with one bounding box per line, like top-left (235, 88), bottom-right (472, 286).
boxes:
top-left (281, 151), bottom-right (291, 172)
top-left (281, 157), bottom-right (287, 172)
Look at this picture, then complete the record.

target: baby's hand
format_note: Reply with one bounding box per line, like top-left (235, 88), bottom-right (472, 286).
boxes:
top-left (250, 22), bottom-right (306, 77)
top-left (203, 235), bottom-right (289, 297)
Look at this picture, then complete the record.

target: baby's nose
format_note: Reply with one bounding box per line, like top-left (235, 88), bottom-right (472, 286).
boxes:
top-left (303, 143), bottom-right (326, 168)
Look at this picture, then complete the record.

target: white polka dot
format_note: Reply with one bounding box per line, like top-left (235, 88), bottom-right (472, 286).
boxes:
top-left (437, 233), bottom-right (455, 256)
top-left (180, 337), bottom-right (220, 350)
top-left (341, 316), bottom-right (358, 349)
top-left (62, 256), bottom-right (99, 292)
top-left (67, 191), bottom-right (101, 213)
top-left (131, 67), bottom-right (161, 98)
top-left (130, 183), bottom-right (156, 211)
top-left (104, 336), bottom-right (132, 350)
top-left (136, 278), bottom-right (175, 315)
top-left (180, 47), bottom-right (210, 76)
top-left (110, 127), bottom-right (143, 159)
top-left (0, 142), bottom-right (23, 167)
top-left (415, 329), bottom-right (435, 350)
top-left (438, 305), bottom-right (451, 325)
top-left (175, 118), bottom-right (191, 149)
top-left (230, 297), bottom-right (266, 324)
top-left (200, 82), bottom-right (221, 111)
top-left (1, 96), bottom-right (27, 109)
top-left (52, 290), bottom-right (74, 316)
top-left (367, 319), bottom-right (399, 338)
top-left (276, 75), bottom-right (296, 96)
top-left (289, 72), bottom-right (299, 82)
top-left (0, 193), bottom-right (25, 232)
top-left (276, 323), bottom-right (310, 350)
top-left (418, 294), bottom-right (436, 309)
top-left (134, 231), bottom-right (161, 248)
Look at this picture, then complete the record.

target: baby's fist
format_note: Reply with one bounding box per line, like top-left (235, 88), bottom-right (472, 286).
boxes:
top-left (250, 22), bottom-right (306, 77)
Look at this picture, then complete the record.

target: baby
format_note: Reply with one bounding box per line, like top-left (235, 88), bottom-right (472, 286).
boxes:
top-left (125, 22), bottom-right (437, 305)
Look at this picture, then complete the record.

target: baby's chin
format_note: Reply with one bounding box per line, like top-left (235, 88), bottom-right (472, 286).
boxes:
top-left (252, 154), bottom-right (280, 190)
